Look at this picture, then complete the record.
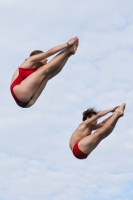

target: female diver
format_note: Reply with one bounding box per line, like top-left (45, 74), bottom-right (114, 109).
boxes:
top-left (10, 37), bottom-right (79, 108)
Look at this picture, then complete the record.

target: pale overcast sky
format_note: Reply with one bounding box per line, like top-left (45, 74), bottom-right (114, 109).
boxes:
top-left (0, 0), bottom-right (133, 199)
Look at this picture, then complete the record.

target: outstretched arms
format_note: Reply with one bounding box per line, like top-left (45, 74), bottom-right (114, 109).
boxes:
top-left (84, 106), bottom-right (119, 127)
top-left (92, 114), bottom-right (114, 130)
top-left (97, 106), bottom-right (118, 118)
top-left (28, 37), bottom-right (78, 63)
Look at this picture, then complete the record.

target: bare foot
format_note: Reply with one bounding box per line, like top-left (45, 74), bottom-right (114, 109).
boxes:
top-left (69, 39), bottom-right (79, 54)
top-left (67, 37), bottom-right (78, 46)
top-left (75, 39), bottom-right (79, 49)
top-left (116, 103), bottom-right (126, 117)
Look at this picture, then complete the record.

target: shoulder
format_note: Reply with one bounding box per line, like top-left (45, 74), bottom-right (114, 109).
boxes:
top-left (19, 58), bottom-right (35, 68)
top-left (77, 121), bottom-right (89, 131)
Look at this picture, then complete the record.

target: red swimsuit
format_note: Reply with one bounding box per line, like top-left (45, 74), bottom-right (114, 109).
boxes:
top-left (10, 67), bottom-right (36, 108)
top-left (72, 143), bottom-right (88, 159)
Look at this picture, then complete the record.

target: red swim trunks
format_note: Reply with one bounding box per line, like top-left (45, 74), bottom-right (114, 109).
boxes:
top-left (72, 143), bottom-right (88, 159)
top-left (10, 67), bottom-right (36, 108)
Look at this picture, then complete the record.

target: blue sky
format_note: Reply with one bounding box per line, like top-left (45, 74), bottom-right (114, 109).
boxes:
top-left (0, 0), bottom-right (133, 199)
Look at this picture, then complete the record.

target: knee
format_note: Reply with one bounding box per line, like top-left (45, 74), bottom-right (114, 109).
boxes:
top-left (99, 127), bottom-right (112, 139)
top-left (97, 128), bottom-right (107, 139)
top-left (43, 68), bottom-right (52, 76)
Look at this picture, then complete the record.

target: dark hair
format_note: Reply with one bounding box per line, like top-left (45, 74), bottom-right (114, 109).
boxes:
top-left (82, 108), bottom-right (98, 121)
top-left (30, 50), bottom-right (43, 57)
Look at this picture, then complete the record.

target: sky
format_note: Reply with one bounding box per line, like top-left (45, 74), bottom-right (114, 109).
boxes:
top-left (0, 0), bottom-right (133, 199)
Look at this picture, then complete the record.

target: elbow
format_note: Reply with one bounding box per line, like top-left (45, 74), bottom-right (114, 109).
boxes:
top-left (47, 48), bottom-right (54, 57)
